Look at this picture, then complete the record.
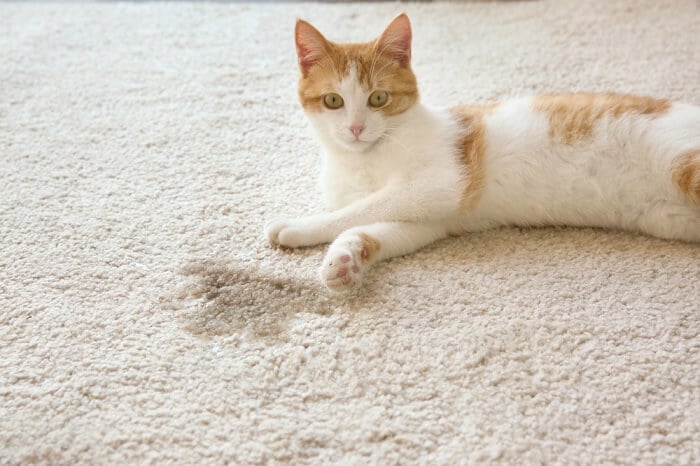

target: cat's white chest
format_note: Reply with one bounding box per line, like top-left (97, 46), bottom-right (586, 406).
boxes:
top-left (317, 105), bottom-right (465, 212)
top-left (320, 151), bottom-right (389, 209)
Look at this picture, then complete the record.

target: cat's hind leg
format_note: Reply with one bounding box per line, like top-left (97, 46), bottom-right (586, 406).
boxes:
top-left (635, 148), bottom-right (700, 242)
top-left (636, 202), bottom-right (700, 242)
top-left (672, 148), bottom-right (700, 206)
top-left (321, 221), bottom-right (448, 293)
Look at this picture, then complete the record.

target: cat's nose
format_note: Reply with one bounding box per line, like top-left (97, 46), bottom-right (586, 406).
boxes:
top-left (349, 124), bottom-right (365, 139)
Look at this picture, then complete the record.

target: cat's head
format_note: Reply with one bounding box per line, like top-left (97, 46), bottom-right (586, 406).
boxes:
top-left (295, 14), bottom-right (418, 152)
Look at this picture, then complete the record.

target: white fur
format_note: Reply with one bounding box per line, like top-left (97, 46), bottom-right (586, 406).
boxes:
top-left (266, 80), bottom-right (700, 292)
top-left (317, 65), bottom-right (390, 153)
top-left (459, 99), bottom-right (700, 241)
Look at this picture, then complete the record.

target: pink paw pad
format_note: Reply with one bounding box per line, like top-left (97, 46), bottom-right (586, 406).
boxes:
top-left (321, 247), bottom-right (363, 292)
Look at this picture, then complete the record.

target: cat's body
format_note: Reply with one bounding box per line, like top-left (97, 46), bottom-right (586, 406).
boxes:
top-left (266, 14), bottom-right (700, 292)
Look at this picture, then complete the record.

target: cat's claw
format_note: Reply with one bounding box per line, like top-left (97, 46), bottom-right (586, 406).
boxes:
top-left (321, 249), bottom-right (363, 293)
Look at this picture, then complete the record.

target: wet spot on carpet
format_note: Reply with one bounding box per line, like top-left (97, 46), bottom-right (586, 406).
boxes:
top-left (172, 259), bottom-right (333, 341)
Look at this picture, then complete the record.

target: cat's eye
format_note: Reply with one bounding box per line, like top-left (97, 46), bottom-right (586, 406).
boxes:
top-left (323, 93), bottom-right (344, 109)
top-left (368, 91), bottom-right (389, 108)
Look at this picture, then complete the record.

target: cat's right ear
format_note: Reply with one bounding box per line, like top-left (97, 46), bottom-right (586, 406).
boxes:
top-left (295, 19), bottom-right (330, 76)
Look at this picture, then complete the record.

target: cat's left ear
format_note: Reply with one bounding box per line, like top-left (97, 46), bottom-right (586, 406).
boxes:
top-left (377, 13), bottom-right (412, 67)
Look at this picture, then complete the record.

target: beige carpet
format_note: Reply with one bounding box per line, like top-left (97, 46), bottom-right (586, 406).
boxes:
top-left (2, 1), bottom-right (699, 464)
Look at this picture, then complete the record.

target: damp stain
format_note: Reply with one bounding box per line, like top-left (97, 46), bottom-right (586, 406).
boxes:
top-left (172, 259), bottom-right (333, 341)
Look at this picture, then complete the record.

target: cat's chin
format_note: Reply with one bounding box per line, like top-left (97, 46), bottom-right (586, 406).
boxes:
top-left (344, 140), bottom-right (373, 152)
top-left (337, 137), bottom-right (381, 153)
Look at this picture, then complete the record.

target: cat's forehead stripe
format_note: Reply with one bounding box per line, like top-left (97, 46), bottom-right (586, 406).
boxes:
top-left (344, 62), bottom-right (358, 82)
top-left (339, 63), bottom-right (363, 94)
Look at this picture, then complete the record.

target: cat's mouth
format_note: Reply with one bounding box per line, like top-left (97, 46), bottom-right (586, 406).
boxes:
top-left (342, 132), bottom-right (387, 152)
top-left (342, 137), bottom-right (375, 152)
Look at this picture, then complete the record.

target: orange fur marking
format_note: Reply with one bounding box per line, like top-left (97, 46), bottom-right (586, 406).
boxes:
top-left (358, 232), bottom-right (381, 263)
top-left (450, 104), bottom-right (496, 212)
top-left (533, 93), bottom-right (671, 144)
top-left (673, 149), bottom-right (700, 204)
top-left (295, 19), bottom-right (418, 116)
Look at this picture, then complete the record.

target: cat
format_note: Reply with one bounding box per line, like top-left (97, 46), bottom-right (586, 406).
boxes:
top-left (265, 13), bottom-right (700, 293)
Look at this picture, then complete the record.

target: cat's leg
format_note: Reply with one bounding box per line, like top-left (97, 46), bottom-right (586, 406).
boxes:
top-left (266, 194), bottom-right (380, 248)
top-left (636, 202), bottom-right (700, 242)
top-left (266, 185), bottom-right (459, 248)
top-left (265, 215), bottom-right (337, 248)
top-left (320, 221), bottom-right (448, 293)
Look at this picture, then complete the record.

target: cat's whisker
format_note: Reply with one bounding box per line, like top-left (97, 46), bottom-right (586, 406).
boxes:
top-left (319, 55), bottom-right (341, 79)
top-left (372, 60), bottom-right (397, 82)
top-left (369, 42), bottom-right (390, 82)
top-left (377, 130), bottom-right (409, 151)
top-left (369, 40), bottom-right (398, 82)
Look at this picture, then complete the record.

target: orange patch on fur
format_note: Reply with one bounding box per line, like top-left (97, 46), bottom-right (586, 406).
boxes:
top-left (357, 232), bottom-right (381, 263)
top-left (533, 93), bottom-right (671, 144)
top-left (673, 149), bottom-right (700, 204)
top-left (450, 104), bottom-right (496, 211)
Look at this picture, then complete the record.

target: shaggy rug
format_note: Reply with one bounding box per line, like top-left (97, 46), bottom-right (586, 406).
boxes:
top-left (1, 1), bottom-right (698, 464)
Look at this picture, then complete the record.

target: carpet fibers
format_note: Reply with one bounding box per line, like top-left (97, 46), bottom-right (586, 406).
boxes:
top-left (1, 1), bottom-right (699, 465)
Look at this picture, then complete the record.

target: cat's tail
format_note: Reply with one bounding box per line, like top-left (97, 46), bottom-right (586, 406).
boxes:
top-left (672, 148), bottom-right (700, 205)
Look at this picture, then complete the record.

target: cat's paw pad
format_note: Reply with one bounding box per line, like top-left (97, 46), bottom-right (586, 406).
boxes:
top-left (320, 232), bottom-right (381, 292)
top-left (320, 248), bottom-right (363, 293)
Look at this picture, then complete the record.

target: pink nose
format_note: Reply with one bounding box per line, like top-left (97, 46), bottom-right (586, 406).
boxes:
top-left (349, 124), bottom-right (365, 139)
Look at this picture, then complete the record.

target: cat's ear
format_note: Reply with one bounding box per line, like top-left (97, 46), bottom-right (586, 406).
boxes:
top-left (377, 13), bottom-right (412, 67)
top-left (295, 19), bottom-right (331, 76)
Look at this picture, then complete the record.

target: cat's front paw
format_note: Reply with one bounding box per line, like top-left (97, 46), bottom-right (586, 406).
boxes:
top-left (264, 217), bottom-right (321, 248)
top-left (320, 247), bottom-right (363, 293)
top-left (320, 233), bottom-right (380, 293)
top-left (265, 218), bottom-right (289, 245)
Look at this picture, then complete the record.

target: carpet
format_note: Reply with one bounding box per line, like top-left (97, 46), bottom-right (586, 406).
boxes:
top-left (1, 1), bottom-right (699, 464)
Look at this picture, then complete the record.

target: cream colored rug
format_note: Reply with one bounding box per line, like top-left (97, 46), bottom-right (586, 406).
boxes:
top-left (1, 1), bottom-right (699, 464)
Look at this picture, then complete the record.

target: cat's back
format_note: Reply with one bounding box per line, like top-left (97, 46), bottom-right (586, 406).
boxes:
top-left (475, 93), bottom-right (698, 163)
top-left (454, 93), bottom-right (700, 240)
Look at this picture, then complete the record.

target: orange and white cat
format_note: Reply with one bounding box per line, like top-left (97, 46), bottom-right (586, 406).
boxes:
top-left (265, 14), bottom-right (700, 293)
